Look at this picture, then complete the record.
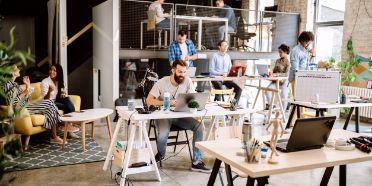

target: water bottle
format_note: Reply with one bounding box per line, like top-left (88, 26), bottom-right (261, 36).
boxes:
top-left (341, 92), bottom-right (346, 104)
top-left (242, 123), bottom-right (252, 143)
top-left (163, 92), bottom-right (170, 112)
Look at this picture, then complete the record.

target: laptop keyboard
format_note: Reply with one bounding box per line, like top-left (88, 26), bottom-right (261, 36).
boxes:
top-left (276, 142), bottom-right (288, 150)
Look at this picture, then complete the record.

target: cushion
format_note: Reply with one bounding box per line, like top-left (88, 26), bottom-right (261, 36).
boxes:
top-left (30, 114), bottom-right (45, 126)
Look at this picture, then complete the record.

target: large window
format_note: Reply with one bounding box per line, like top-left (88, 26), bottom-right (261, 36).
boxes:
top-left (315, 0), bottom-right (345, 62)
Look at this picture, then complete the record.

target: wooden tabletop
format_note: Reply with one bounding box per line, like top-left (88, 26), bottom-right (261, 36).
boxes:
top-left (117, 103), bottom-right (256, 121)
top-left (190, 76), bottom-right (288, 82)
top-left (61, 108), bottom-right (113, 122)
top-left (288, 100), bottom-right (372, 109)
top-left (196, 129), bottom-right (372, 178)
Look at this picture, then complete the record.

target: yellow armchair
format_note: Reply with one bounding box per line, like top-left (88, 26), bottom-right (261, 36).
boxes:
top-left (15, 82), bottom-right (81, 149)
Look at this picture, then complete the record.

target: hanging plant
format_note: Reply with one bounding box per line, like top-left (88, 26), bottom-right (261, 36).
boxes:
top-left (337, 37), bottom-right (362, 86)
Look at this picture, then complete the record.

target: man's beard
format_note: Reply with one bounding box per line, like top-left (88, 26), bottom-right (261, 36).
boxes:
top-left (174, 74), bottom-right (185, 84)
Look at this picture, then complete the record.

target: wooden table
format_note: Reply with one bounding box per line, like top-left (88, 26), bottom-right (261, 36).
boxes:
top-left (191, 76), bottom-right (288, 124)
top-left (102, 104), bottom-right (255, 186)
top-left (286, 100), bottom-right (372, 132)
top-left (60, 108), bottom-right (113, 151)
top-left (196, 129), bottom-right (372, 186)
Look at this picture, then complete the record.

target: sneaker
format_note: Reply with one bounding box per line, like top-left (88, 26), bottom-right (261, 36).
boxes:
top-left (50, 136), bottom-right (67, 145)
top-left (191, 161), bottom-right (211, 173)
top-left (67, 132), bottom-right (79, 139)
top-left (155, 153), bottom-right (164, 163)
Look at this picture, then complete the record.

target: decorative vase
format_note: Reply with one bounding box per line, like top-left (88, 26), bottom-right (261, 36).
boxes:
top-left (190, 108), bottom-right (197, 114)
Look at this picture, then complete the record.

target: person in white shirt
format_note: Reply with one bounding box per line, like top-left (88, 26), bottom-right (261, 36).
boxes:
top-left (149, 0), bottom-right (171, 29)
top-left (41, 64), bottom-right (79, 136)
top-left (146, 59), bottom-right (211, 173)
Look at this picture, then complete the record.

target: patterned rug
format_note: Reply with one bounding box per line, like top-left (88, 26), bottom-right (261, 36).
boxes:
top-left (5, 131), bottom-right (106, 172)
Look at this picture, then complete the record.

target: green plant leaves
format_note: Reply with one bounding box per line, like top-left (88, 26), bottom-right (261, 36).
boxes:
top-left (347, 73), bottom-right (356, 82)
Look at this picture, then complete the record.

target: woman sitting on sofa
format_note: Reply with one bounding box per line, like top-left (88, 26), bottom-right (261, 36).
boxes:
top-left (41, 64), bottom-right (79, 136)
top-left (4, 65), bottom-right (65, 144)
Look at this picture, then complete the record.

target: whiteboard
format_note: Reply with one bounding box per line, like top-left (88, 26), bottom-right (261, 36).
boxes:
top-left (294, 70), bottom-right (341, 103)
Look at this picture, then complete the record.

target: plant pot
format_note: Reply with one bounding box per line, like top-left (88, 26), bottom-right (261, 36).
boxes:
top-left (189, 108), bottom-right (197, 114)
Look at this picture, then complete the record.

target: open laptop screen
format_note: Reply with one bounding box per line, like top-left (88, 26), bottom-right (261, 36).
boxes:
top-left (276, 116), bottom-right (336, 152)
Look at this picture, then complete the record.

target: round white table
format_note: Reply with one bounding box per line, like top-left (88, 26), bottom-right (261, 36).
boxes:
top-left (60, 108), bottom-right (113, 151)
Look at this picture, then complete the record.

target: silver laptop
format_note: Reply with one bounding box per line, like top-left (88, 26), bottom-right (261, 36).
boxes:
top-left (256, 64), bottom-right (269, 76)
top-left (172, 93), bottom-right (209, 112)
top-left (186, 67), bottom-right (197, 77)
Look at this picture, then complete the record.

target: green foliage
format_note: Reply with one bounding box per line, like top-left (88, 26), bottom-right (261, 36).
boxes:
top-left (0, 26), bottom-right (34, 185)
top-left (187, 99), bottom-right (199, 108)
top-left (337, 37), bottom-right (361, 86)
top-left (328, 57), bottom-right (336, 64)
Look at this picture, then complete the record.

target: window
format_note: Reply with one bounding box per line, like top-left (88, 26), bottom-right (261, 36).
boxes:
top-left (315, 0), bottom-right (345, 62)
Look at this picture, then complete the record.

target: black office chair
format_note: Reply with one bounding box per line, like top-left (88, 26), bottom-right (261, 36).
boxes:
top-left (231, 17), bottom-right (256, 51)
top-left (148, 119), bottom-right (193, 167)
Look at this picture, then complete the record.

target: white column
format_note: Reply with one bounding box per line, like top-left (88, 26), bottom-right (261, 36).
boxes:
top-left (59, 0), bottom-right (68, 89)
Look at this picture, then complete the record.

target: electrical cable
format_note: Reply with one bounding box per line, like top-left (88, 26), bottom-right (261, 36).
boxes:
top-left (363, 0), bottom-right (372, 19)
top-left (161, 109), bottom-right (208, 162)
top-left (350, 0), bottom-right (362, 36)
top-left (112, 110), bottom-right (137, 185)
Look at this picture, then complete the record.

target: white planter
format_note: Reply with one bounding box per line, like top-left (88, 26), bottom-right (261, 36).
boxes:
top-left (190, 108), bottom-right (197, 114)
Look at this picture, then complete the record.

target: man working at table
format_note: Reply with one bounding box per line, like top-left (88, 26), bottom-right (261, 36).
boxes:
top-left (146, 59), bottom-right (211, 173)
top-left (205, 0), bottom-right (236, 49)
top-left (168, 30), bottom-right (198, 67)
top-left (209, 40), bottom-right (242, 103)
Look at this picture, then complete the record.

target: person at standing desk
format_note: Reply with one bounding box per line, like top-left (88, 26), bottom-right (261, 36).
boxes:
top-left (205, 0), bottom-right (236, 49)
top-left (168, 30), bottom-right (198, 67)
top-left (288, 31), bottom-right (315, 95)
top-left (265, 44), bottom-right (290, 110)
top-left (288, 31), bottom-right (315, 121)
top-left (148, 0), bottom-right (171, 29)
top-left (146, 59), bottom-right (211, 173)
top-left (209, 40), bottom-right (242, 102)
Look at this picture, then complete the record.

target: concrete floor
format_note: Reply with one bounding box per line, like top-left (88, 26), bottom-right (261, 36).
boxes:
top-left (4, 114), bottom-right (372, 186)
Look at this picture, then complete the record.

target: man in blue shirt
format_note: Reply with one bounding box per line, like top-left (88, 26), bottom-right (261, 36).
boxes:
top-left (168, 30), bottom-right (198, 67)
top-left (288, 31), bottom-right (315, 123)
top-left (289, 31), bottom-right (315, 94)
top-left (205, 0), bottom-right (236, 49)
top-left (209, 40), bottom-right (242, 102)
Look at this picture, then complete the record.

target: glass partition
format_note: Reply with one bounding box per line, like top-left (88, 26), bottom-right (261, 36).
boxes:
top-left (120, 0), bottom-right (174, 49)
top-left (120, 0), bottom-right (300, 53)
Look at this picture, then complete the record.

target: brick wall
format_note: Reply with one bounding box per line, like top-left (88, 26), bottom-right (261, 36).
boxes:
top-left (342, 0), bottom-right (372, 60)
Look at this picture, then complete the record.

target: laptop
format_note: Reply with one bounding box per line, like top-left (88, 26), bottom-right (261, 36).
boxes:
top-left (186, 67), bottom-right (197, 77)
top-left (266, 116), bottom-right (336, 152)
top-left (228, 65), bottom-right (247, 77)
top-left (172, 93), bottom-right (209, 112)
top-left (256, 64), bottom-right (269, 76)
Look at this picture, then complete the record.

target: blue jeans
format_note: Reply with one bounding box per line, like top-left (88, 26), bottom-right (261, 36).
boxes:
top-left (55, 97), bottom-right (75, 114)
top-left (155, 117), bottom-right (203, 162)
top-left (265, 80), bottom-right (289, 110)
top-left (157, 19), bottom-right (179, 33)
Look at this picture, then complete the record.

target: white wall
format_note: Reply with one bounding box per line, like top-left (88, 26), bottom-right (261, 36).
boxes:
top-left (92, 0), bottom-right (120, 109)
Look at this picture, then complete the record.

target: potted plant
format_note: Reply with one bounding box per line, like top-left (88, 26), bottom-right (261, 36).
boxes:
top-left (317, 57), bottom-right (336, 70)
top-left (0, 26), bottom-right (34, 185)
top-left (187, 99), bottom-right (199, 114)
